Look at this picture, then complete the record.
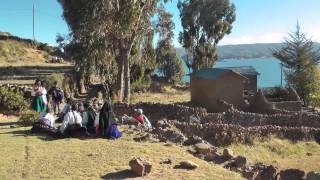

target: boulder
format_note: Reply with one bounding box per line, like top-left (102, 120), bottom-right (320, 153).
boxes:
top-left (183, 135), bottom-right (203, 146)
top-left (222, 148), bottom-right (234, 160)
top-left (307, 171), bottom-right (320, 180)
top-left (279, 169), bottom-right (305, 180)
top-left (163, 129), bottom-right (187, 144)
top-left (129, 158), bottom-right (152, 177)
top-left (233, 156), bottom-right (248, 168)
top-left (194, 143), bottom-right (216, 155)
top-left (178, 160), bottom-right (199, 170)
top-left (255, 165), bottom-right (278, 180)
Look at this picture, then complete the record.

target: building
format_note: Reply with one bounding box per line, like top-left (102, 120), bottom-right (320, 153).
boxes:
top-left (190, 66), bottom-right (259, 112)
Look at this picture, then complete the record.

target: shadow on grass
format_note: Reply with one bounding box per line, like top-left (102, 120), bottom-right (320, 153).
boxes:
top-left (101, 169), bottom-right (138, 179)
top-left (0, 121), bottom-right (18, 127)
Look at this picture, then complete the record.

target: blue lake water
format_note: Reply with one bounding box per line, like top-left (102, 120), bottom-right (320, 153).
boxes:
top-left (183, 58), bottom-right (283, 88)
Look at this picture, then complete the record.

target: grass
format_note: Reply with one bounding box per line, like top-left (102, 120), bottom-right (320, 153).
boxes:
top-left (0, 116), bottom-right (242, 180)
top-left (0, 39), bottom-right (72, 67)
top-left (226, 137), bottom-right (320, 172)
top-left (132, 86), bottom-right (190, 104)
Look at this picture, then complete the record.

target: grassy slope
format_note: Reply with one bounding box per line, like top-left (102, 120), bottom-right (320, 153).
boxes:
top-left (227, 137), bottom-right (320, 172)
top-left (0, 39), bottom-right (71, 67)
top-left (0, 117), bottom-right (242, 180)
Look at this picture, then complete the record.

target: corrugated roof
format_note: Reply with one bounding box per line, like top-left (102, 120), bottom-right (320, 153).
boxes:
top-left (223, 66), bottom-right (260, 76)
top-left (190, 68), bottom-right (248, 80)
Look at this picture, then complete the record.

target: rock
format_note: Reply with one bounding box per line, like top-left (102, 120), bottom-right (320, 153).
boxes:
top-left (160, 158), bottom-right (172, 164)
top-left (204, 152), bottom-right (220, 161)
top-left (222, 148), bottom-right (234, 160)
top-left (129, 157), bottom-right (152, 177)
top-left (255, 165), bottom-right (278, 180)
top-left (194, 142), bottom-right (216, 155)
top-left (186, 146), bottom-right (197, 154)
top-left (307, 171), bottom-right (320, 180)
top-left (163, 129), bottom-right (187, 144)
top-left (279, 169), bottom-right (305, 180)
top-left (183, 135), bottom-right (203, 146)
top-left (233, 156), bottom-right (248, 168)
top-left (178, 160), bottom-right (199, 170)
top-left (242, 169), bottom-right (259, 179)
top-left (306, 152), bottom-right (312, 156)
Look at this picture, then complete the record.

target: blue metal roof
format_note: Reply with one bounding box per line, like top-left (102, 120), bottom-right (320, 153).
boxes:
top-left (190, 66), bottom-right (259, 80)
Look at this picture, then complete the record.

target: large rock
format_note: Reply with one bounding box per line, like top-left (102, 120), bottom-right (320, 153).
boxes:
top-left (307, 171), bottom-right (320, 180)
top-left (163, 129), bottom-right (187, 144)
top-left (183, 135), bottom-right (203, 146)
top-left (279, 169), bottom-right (305, 180)
top-left (222, 148), bottom-right (234, 160)
top-left (233, 156), bottom-right (248, 168)
top-left (194, 142), bottom-right (216, 155)
top-left (129, 158), bottom-right (152, 177)
top-left (178, 160), bottom-right (199, 170)
top-left (255, 165), bottom-right (278, 180)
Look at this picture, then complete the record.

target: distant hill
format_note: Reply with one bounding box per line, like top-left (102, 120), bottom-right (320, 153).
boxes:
top-left (0, 33), bottom-right (65, 66)
top-left (176, 43), bottom-right (320, 60)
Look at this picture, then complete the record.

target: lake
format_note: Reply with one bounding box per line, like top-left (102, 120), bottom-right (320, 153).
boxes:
top-left (182, 58), bottom-right (283, 88)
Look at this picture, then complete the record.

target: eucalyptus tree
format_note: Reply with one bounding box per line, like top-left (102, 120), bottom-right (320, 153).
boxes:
top-left (59, 0), bottom-right (170, 103)
top-left (178, 0), bottom-right (236, 71)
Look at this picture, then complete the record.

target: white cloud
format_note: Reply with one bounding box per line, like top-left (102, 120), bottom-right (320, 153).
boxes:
top-left (219, 28), bottom-right (320, 45)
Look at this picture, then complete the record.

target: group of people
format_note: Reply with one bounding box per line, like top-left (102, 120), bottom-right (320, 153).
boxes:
top-left (30, 79), bottom-right (152, 139)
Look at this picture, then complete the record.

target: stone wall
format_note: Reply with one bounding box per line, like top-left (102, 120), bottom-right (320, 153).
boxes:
top-left (113, 103), bottom-right (219, 123)
top-left (224, 108), bottom-right (320, 128)
top-left (172, 121), bottom-right (320, 146)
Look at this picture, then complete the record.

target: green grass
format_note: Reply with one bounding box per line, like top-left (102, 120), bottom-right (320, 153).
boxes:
top-left (0, 117), bottom-right (242, 180)
top-left (226, 137), bottom-right (320, 172)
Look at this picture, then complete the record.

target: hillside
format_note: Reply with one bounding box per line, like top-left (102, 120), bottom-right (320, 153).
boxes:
top-left (176, 42), bottom-right (320, 60)
top-left (0, 33), bottom-right (67, 66)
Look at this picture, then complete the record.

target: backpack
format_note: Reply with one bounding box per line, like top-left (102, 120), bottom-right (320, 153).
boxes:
top-left (56, 90), bottom-right (64, 102)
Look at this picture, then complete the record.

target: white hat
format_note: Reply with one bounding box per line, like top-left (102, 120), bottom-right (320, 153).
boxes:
top-left (134, 108), bottom-right (143, 114)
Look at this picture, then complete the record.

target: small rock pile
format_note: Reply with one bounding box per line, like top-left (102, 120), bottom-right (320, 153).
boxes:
top-left (129, 157), bottom-right (152, 177)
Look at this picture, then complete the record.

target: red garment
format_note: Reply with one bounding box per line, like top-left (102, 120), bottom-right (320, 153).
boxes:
top-left (135, 114), bottom-right (144, 124)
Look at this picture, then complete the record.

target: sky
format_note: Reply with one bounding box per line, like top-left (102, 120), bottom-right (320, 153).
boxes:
top-left (0, 0), bottom-right (319, 46)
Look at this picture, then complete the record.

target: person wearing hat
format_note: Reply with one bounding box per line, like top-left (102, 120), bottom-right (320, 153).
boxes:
top-left (134, 108), bottom-right (152, 129)
top-left (59, 103), bottom-right (83, 135)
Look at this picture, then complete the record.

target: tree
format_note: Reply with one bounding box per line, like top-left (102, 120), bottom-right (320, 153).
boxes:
top-left (156, 5), bottom-right (184, 84)
top-left (59, 0), bottom-right (168, 103)
top-left (273, 24), bottom-right (320, 105)
top-left (178, 0), bottom-right (236, 71)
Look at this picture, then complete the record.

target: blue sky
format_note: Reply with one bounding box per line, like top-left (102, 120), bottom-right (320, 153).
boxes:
top-left (0, 0), bottom-right (319, 46)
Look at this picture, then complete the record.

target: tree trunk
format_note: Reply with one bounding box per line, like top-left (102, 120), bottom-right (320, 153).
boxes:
top-left (116, 56), bottom-right (125, 102)
top-left (124, 55), bottom-right (130, 104)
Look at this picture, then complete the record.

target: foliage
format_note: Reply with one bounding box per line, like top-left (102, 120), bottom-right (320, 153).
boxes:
top-left (18, 110), bottom-right (39, 127)
top-left (58, 0), bottom-right (167, 103)
top-left (273, 24), bottom-right (320, 106)
top-left (0, 87), bottom-right (29, 113)
top-left (158, 51), bottom-right (185, 84)
top-left (178, 0), bottom-right (236, 71)
top-left (38, 73), bottom-right (64, 90)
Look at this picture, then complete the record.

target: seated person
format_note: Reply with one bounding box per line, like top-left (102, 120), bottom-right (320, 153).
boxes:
top-left (56, 98), bottom-right (73, 122)
top-left (98, 99), bottom-right (121, 139)
top-left (81, 102), bottom-right (97, 134)
top-left (59, 104), bottom-right (83, 135)
top-left (134, 108), bottom-right (152, 129)
top-left (39, 108), bottom-right (56, 128)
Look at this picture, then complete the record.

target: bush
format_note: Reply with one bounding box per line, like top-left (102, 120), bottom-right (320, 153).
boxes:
top-left (18, 110), bottom-right (39, 126)
top-left (0, 86), bottom-right (29, 113)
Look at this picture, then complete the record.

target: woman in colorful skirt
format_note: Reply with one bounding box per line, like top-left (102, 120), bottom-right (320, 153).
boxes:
top-left (31, 80), bottom-right (48, 113)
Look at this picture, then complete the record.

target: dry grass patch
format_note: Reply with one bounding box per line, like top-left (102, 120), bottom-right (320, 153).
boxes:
top-left (226, 137), bottom-right (320, 172)
top-left (132, 86), bottom-right (190, 104)
top-left (0, 117), bottom-right (242, 180)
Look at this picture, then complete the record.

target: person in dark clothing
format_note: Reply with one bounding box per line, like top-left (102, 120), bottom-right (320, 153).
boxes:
top-left (98, 99), bottom-right (121, 139)
top-left (82, 102), bottom-right (97, 134)
top-left (48, 81), bottom-right (64, 114)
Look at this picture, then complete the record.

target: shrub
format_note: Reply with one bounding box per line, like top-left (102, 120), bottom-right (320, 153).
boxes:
top-left (0, 86), bottom-right (29, 113)
top-left (18, 110), bottom-right (39, 126)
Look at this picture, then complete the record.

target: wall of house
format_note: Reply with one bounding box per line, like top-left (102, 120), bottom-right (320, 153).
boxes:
top-left (244, 75), bottom-right (257, 93)
top-left (215, 72), bottom-right (246, 111)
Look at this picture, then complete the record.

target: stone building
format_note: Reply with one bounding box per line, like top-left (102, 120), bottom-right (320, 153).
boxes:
top-left (190, 67), bottom-right (259, 112)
